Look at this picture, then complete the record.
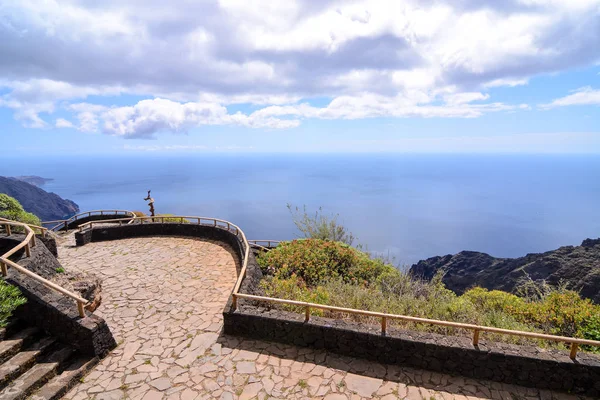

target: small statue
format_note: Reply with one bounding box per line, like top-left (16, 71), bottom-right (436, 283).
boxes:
top-left (144, 190), bottom-right (155, 217)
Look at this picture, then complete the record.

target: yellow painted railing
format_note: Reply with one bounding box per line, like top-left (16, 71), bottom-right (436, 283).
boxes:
top-left (0, 220), bottom-right (88, 317)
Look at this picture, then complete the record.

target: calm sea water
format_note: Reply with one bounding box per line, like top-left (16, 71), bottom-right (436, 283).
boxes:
top-left (2, 154), bottom-right (599, 266)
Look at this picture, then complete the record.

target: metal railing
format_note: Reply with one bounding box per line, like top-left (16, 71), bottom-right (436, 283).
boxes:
top-left (248, 240), bottom-right (281, 249)
top-left (42, 210), bottom-right (135, 232)
top-left (0, 220), bottom-right (88, 317)
top-left (73, 212), bottom-right (600, 360)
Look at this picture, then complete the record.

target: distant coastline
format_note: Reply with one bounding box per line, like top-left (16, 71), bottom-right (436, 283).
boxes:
top-left (13, 175), bottom-right (54, 187)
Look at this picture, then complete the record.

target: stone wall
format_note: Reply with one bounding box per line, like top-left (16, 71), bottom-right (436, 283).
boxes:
top-left (63, 214), bottom-right (133, 231)
top-left (75, 223), bottom-right (245, 277)
top-left (1, 235), bottom-right (116, 357)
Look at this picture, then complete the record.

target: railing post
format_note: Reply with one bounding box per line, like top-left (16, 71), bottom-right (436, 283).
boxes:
top-left (381, 317), bottom-right (387, 334)
top-left (570, 343), bottom-right (579, 360)
top-left (214, 220), bottom-right (217, 227)
top-left (25, 243), bottom-right (31, 258)
top-left (5, 224), bottom-right (11, 236)
top-left (0, 261), bottom-right (7, 276)
top-left (77, 301), bottom-right (86, 318)
top-left (180, 217), bottom-right (183, 223)
top-left (64, 221), bottom-right (68, 231)
top-left (305, 306), bottom-right (310, 322)
top-left (232, 294), bottom-right (237, 311)
top-left (31, 234), bottom-right (36, 248)
top-left (473, 329), bottom-right (481, 346)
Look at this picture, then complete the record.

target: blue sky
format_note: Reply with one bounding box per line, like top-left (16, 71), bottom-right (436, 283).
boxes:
top-left (1, 0), bottom-right (599, 155)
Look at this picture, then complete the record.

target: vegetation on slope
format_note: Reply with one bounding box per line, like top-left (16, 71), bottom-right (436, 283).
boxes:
top-left (0, 280), bottom-right (26, 327)
top-left (257, 205), bottom-right (600, 351)
top-left (0, 194), bottom-right (41, 227)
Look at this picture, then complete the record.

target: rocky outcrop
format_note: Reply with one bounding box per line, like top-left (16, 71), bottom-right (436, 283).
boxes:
top-left (409, 238), bottom-right (600, 303)
top-left (0, 177), bottom-right (79, 221)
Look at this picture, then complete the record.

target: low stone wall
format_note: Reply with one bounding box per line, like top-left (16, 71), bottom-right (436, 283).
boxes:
top-left (223, 251), bottom-right (600, 397)
top-left (1, 235), bottom-right (116, 357)
top-left (63, 214), bottom-right (133, 231)
top-left (75, 223), bottom-right (245, 276)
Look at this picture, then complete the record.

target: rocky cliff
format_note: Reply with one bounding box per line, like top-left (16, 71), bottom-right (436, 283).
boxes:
top-left (0, 176), bottom-right (79, 221)
top-left (410, 239), bottom-right (600, 303)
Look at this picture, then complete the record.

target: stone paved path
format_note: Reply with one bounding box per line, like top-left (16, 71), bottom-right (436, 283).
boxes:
top-left (56, 235), bottom-right (588, 400)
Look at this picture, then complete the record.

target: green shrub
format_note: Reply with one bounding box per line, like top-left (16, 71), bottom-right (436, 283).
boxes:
top-left (257, 239), bottom-right (394, 286)
top-left (581, 314), bottom-right (600, 352)
top-left (287, 204), bottom-right (355, 245)
top-left (462, 287), bottom-right (526, 313)
top-left (0, 280), bottom-right (26, 327)
top-left (156, 214), bottom-right (190, 223)
top-left (0, 194), bottom-right (41, 228)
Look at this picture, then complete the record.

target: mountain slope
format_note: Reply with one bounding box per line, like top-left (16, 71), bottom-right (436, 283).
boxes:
top-left (409, 239), bottom-right (600, 304)
top-left (0, 177), bottom-right (79, 221)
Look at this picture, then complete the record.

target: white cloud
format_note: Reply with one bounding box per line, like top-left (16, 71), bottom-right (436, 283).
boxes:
top-left (0, 0), bottom-right (599, 134)
top-left (541, 86), bottom-right (600, 108)
top-left (55, 118), bottom-right (74, 128)
top-left (64, 98), bottom-right (299, 138)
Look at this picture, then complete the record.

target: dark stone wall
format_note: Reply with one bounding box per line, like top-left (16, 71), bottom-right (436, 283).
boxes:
top-left (224, 307), bottom-right (600, 396)
top-left (38, 234), bottom-right (57, 257)
top-left (75, 223), bottom-right (245, 277)
top-left (1, 236), bottom-right (116, 357)
top-left (63, 214), bottom-right (133, 231)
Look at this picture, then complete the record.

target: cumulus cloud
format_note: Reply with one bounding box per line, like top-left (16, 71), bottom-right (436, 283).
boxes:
top-left (541, 87), bottom-right (600, 109)
top-left (55, 118), bottom-right (74, 128)
top-left (0, 0), bottom-right (599, 135)
top-left (65, 98), bottom-right (300, 138)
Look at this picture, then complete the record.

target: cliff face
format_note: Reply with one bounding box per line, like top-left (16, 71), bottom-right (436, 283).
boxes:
top-left (409, 239), bottom-right (600, 303)
top-left (0, 176), bottom-right (79, 221)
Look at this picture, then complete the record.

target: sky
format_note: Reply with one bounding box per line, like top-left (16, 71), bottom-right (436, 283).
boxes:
top-left (1, 0), bottom-right (599, 155)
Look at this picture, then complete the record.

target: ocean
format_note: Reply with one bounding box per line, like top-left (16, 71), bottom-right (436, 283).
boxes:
top-left (2, 153), bottom-right (599, 266)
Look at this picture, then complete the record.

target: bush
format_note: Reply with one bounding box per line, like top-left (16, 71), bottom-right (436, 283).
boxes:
top-left (0, 280), bottom-right (26, 327)
top-left (156, 214), bottom-right (190, 223)
top-left (287, 204), bottom-right (355, 245)
top-left (257, 239), bottom-right (394, 286)
top-left (0, 194), bottom-right (41, 232)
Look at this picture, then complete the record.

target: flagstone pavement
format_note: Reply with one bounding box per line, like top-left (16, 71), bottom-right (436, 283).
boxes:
top-left (55, 234), bottom-right (588, 400)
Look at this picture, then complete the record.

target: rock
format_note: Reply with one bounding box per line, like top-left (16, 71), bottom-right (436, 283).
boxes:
top-left (239, 382), bottom-right (262, 400)
top-left (344, 373), bottom-right (383, 397)
top-left (409, 239), bottom-right (600, 303)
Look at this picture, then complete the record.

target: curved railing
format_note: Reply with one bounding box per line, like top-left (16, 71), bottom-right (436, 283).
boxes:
top-left (42, 210), bottom-right (136, 232)
top-left (75, 212), bottom-right (600, 360)
top-left (248, 240), bottom-right (280, 249)
top-left (77, 215), bottom-right (250, 311)
top-left (0, 220), bottom-right (88, 317)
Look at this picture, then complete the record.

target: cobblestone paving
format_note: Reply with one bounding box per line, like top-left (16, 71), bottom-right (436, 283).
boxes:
top-left (57, 235), bottom-right (587, 400)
